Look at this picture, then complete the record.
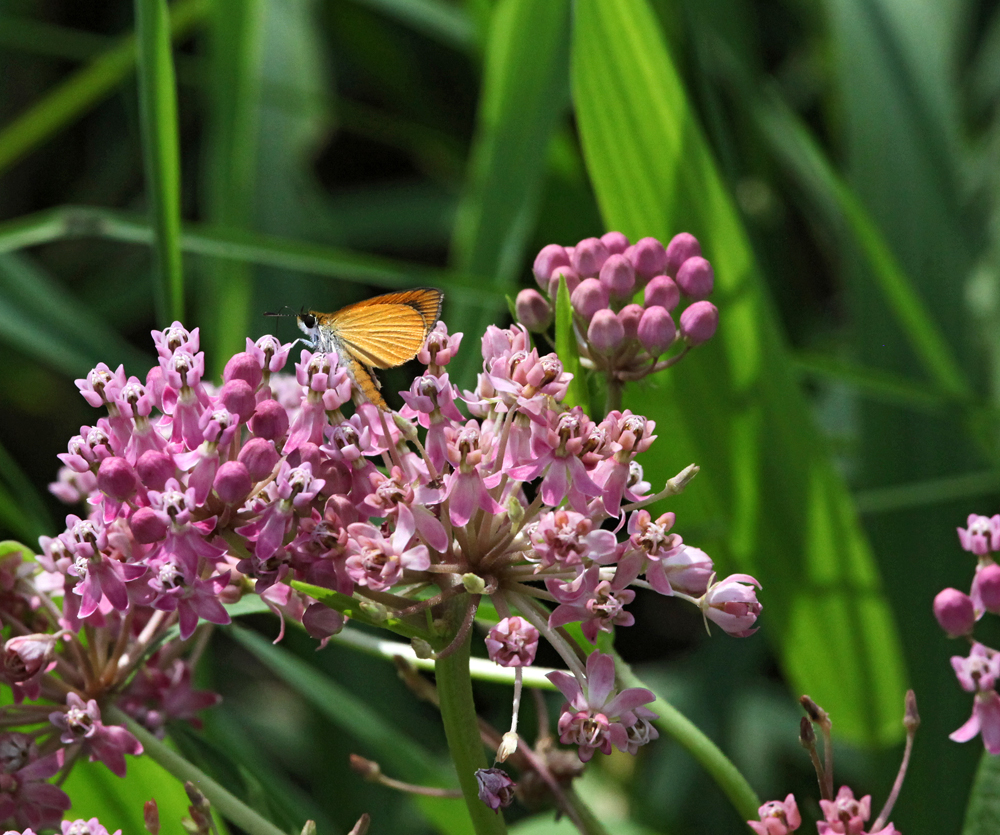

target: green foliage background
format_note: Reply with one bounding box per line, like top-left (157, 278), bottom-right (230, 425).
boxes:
top-left (2, 0), bottom-right (999, 832)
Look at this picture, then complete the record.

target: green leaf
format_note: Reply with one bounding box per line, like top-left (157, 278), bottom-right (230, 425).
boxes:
top-left (963, 751), bottom-right (1000, 835)
top-left (134, 0), bottom-right (185, 323)
top-left (553, 273), bottom-right (584, 409)
top-left (448, 0), bottom-right (571, 387)
top-left (0, 441), bottom-right (52, 542)
top-left (0, 0), bottom-right (207, 177)
top-left (224, 624), bottom-right (474, 834)
top-left (571, 0), bottom-right (907, 744)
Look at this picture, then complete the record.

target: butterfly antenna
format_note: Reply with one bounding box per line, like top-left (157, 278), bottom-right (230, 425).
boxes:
top-left (263, 306), bottom-right (297, 318)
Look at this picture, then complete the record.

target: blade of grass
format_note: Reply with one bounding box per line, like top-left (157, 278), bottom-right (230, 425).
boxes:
top-left (134, 0), bottom-right (185, 324)
top-left (0, 0), bottom-right (207, 177)
top-left (202, 0), bottom-right (265, 369)
top-left (448, 0), bottom-right (571, 387)
top-left (0, 439), bottom-right (52, 541)
top-left (572, 0), bottom-right (908, 744)
top-left (351, 0), bottom-right (477, 51)
top-left (0, 205), bottom-right (504, 304)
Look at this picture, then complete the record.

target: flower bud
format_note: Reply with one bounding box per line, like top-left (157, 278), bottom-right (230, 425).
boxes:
top-left (130, 506), bottom-right (167, 544)
top-left (3, 633), bottom-right (57, 681)
top-left (637, 306), bottom-right (676, 355)
top-left (679, 301), bottom-right (718, 346)
top-left (571, 237), bottom-right (610, 278)
top-left (588, 309), bottom-right (625, 354)
top-left (547, 268), bottom-right (580, 299)
top-left (617, 304), bottom-right (644, 340)
top-left (599, 253), bottom-right (636, 300)
top-left (303, 602), bottom-right (345, 641)
top-left (238, 437), bottom-right (279, 481)
top-left (485, 616), bottom-right (539, 666)
top-left (644, 275), bottom-right (680, 310)
top-left (977, 563), bottom-right (1000, 614)
top-left (476, 768), bottom-right (515, 811)
top-left (220, 379), bottom-right (256, 422)
top-left (515, 289), bottom-right (553, 332)
top-left (665, 231), bottom-right (702, 278)
top-left (600, 230), bottom-right (630, 255)
top-left (223, 351), bottom-right (263, 390)
top-left (136, 450), bottom-right (174, 491)
top-left (676, 255), bottom-right (714, 299)
top-left (214, 461), bottom-right (252, 505)
top-left (532, 244), bottom-right (571, 288)
top-left (570, 278), bottom-right (609, 321)
top-left (97, 456), bottom-right (138, 501)
top-left (249, 398), bottom-right (289, 440)
top-left (628, 236), bottom-right (667, 279)
top-left (933, 588), bottom-right (975, 637)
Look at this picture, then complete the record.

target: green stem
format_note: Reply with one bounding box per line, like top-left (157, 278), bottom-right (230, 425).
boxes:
top-left (434, 630), bottom-right (508, 835)
top-left (612, 651), bottom-right (761, 822)
top-left (107, 707), bottom-right (290, 835)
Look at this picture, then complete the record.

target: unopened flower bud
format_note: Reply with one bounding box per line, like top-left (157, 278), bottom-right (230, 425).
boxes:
top-left (249, 399), bottom-right (289, 440)
top-left (223, 351), bottom-right (263, 390)
top-left (497, 731), bottom-right (519, 762)
top-left (599, 253), bottom-right (636, 300)
top-left (3, 633), bottom-right (57, 681)
top-left (665, 232), bottom-right (702, 278)
top-left (533, 244), bottom-right (571, 288)
top-left (97, 456), bottom-right (138, 501)
top-left (571, 278), bottom-right (609, 321)
top-left (617, 304), bottom-right (644, 340)
top-left (676, 256), bottom-right (714, 299)
top-left (628, 236), bottom-right (667, 279)
top-left (977, 563), bottom-right (1000, 613)
top-left (933, 588), bottom-right (975, 636)
top-left (220, 379), bottom-right (256, 422)
top-left (145, 799), bottom-right (161, 835)
top-left (136, 450), bottom-right (175, 491)
top-left (679, 300), bottom-right (718, 346)
top-left (637, 306), bottom-right (676, 355)
top-left (130, 506), bottom-right (168, 544)
top-left (462, 573), bottom-right (487, 594)
top-left (411, 638), bottom-right (434, 659)
top-left (547, 268), bottom-right (580, 299)
top-left (601, 230), bottom-right (630, 254)
top-left (214, 461), bottom-right (252, 505)
top-left (572, 237), bottom-right (610, 278)
top-left (588, 309), bottom-right (625, 354)
top-left (476, 767), bottom-right (516, 812)
top-left (644, 275), bottom-right (680, 310)
top-left (359, 599), bottom-right (389, 623)
top-left (303, 602), bottom-right (345, 641)
top-left (515, 289), bottom-right (553, 332)
top-left (238, 437), bottom-right (279, 481)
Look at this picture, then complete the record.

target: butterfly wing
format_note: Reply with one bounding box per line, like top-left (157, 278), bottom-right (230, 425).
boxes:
top-left (328, 288), bottom-right (443, 369)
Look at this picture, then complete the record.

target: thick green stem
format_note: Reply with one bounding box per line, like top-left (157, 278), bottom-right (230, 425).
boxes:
top-left (435, 630), bottom-right (508, 835)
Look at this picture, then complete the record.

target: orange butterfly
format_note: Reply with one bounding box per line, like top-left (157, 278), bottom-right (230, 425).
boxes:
top-left (294, 288), bottom-right (443, 410)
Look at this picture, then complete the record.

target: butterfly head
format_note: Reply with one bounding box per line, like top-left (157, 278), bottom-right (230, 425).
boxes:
top-left (296, 310), bottom-right (321, 349)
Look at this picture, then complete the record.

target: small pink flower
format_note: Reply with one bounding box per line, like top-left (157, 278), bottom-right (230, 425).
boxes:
top-left (933, 587), bottom-right (976, 637)
top-left (958, 514), bottom-right (1000, 555)
top-left (49, 693), bottom-right (142, 777)
top-left (475, 767), bottom-right (515, 812)
top-left (817, 786), bottom-right (871, 835)
top-left (951, 643), bottom-right (1000, 753)
top-left (485, 617), bottom-right (539, 667)
top-left (748, 793), bottom-right (801, 835)
top-left (61, 819), bottom-right (121, 835)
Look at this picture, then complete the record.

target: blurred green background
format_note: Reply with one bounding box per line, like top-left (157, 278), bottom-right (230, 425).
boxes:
top-left (2, 0), bottom-right (999, 832)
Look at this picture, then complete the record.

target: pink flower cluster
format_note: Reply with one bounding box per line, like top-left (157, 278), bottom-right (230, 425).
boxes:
top-left (749, 788), bottom-right (899, 835)
top-left (3, 819), bottom-right (120, 835)
top-left (1, 269), bottom-right (760, 826)
top-left (517, 231), bottom-right (719, 383)
top-left (933, 514), bottom-right (1000, 752)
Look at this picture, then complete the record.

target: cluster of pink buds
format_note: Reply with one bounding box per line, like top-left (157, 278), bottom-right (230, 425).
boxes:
top-left (516, 231), bottom-right (719, 387)
top-left (1, 262), bottom-right (759, 827)
top-left (934, 514), bottom-right (1000, 753)
top-left (748, 694), bottom-right (916, 835)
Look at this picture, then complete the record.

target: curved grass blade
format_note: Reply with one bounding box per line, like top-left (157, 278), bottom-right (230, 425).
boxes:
top-left (571, 0), bottom-right (907, 744)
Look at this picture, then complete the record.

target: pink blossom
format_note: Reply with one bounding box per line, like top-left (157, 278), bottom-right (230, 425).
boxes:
top-left (951, 643), bottom-right (1000, 753)
top-left (957, 514), bottom-right (1000, 555)
top-left (0, 733), bottom-right (69, 830)
top-left (475, 767), bottom-right (515, 812)
top-left (345, 513), bottom-right (429, 592)
top-left (485, 617), bottom-right (539, 667)
top-left (61, 819), bottom-right (121, 835)
top-left (817, 786), bottom-right (871, 835)
top-left (748, 793), bottom-right (801, 835)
